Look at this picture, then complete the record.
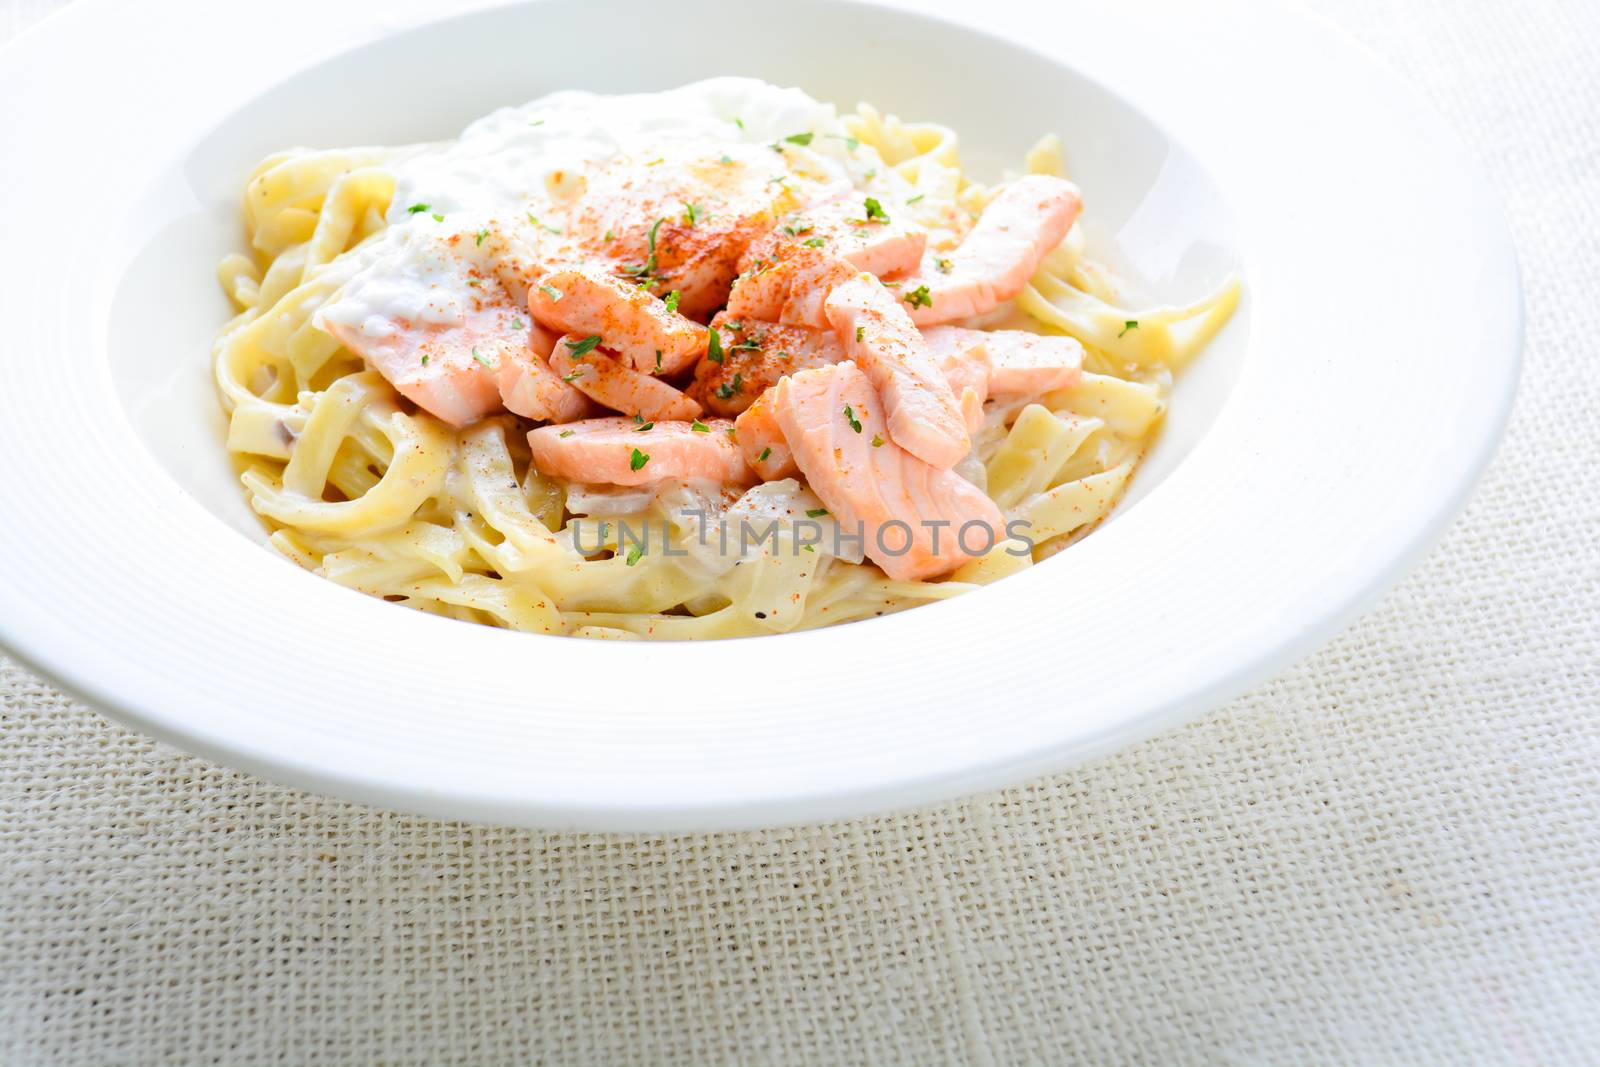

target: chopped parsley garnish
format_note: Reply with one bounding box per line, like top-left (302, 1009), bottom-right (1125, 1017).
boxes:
top-left (603, 229), bottom-right (615, 242)
top-left (431, 213), bottom-right (444, 222)
top-left (724, 320), bottom-right (743, 331)
top-left (863, 197), bottom-right (888, 223)
top-left (806, 507), bottom-right (829, 518)
top-left (826, 133), bottom-right (861, 150)
top-left (648, 218), bottom-right (664, 251)
top-left (475, 229), bottom-right (488, 246)
top-left (844, 404), bottom-right (862, 433)
top-left (757, 447), bottom-right (772, 462)
top-left (633, 421), bottom-right (655, 432)
top-left (904, 285), bottom-right (933, 309)
top-left (471, 347), bottom-right (497, 369)
top-left (719, 153), bottom-right (735, 165)
top-left (783, 131), bottom-right (814, 146)
top-left (935, 257), bottom-right (953, 274)
top-left (629, 448), bottom-right (650, 471)
top-left (683, 202), bottom-right (703, 226)
top-left (1118, 319), bottom-right (1140, 338)
top-left (655, 349), bottom-right (663, 372)
top-left (803, 237), bottom-right (827, 248)
top-left (691, 420), bottom-right (710, 433)
top-left (664, 290), bottom-right (681, 314)
top-left (559, 430), bottom-right (575, 438)
top-left (525, 211), bottom-right (560, 234)
top-left (855, 326), bottom-right (865, 343)
top-left (406, 203), bottom-right (429, 214)
top-left (511, 317), bottom-right (525, 330)
top-left (565, 334), bottom-right (602, 359)
top-left (905, 193), bottom-right (925, 204)
top-left (420, 354), bottom-right (429, 366)
top-left (714, 373), bottom-right (744, 400)
top-left (870, 434), bottom-right (885, 447)
top-left (802, 544), bottom-right (815, 553)
top-left (625, 545), bottom-right (644, 567)
top-left (538, 283), bottom-right (563, 302)
top-left (733, 117), bottom-right (745, 130)
top-left (706, 325), bottom-right (724, 363)
top-left (529, 119), bottom-right (545, 127)
top-left (766, 174), bottom-right (788, 185)
top-left (561, 369), bottom-right (583, 382)
top-left (782, 220), bottom-right (814, 237)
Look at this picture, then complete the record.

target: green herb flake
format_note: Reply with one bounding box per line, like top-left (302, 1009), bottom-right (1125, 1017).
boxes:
top-left (855, 326), bottom-right (865, 343)
top-left (863, 197), bottom-right (888, 223)
top-left (625, 545), bottom-right (643, 567)
top-left (758, 447), bottom-right (772, 462)
top-left (1118, 319), bottom-right (1140, 338)
top-left (826, 133), bottom-right (861, 150)
top-left (706, 325), bottom-right (724, 363)
top-left (406, 203), bottom-right (430, 214)
top-left (691, 420), bottom-right (710, 433)
top-left (471, 347), bottom-right (497, 369)
top-left (565, 334), bottom-right (603, 359)
top-left (844, 404), bottom-right (862, 433)
top-left (420, 354), bottom-right (429, 366)
top-left (720, 153), bottom-right (735, 165)
top-left (633, 421), bottom-right (655, 433)
top-left (475, 229), bottom-right (489, 246)
top-left (562, 370), bottom-right (584, 382)
top-left (529, 118), bottom-right (545, 127)
top-left (733, 117), bottom-right (745, 130)
top-left (803, 237), bottom-right (827, 248)
top-left (935, 257), bottom-right (953, 274)
top-left (603, 229), bottom-right (615, 242)
top-left (806, 507), bottom-right (829, 518)
top-left (629, 448), bottom-right (650, 471)
top-left (538, 283), bottom-right (563, 302)
top-left (905, 193), bottom-right (925, 204)
top-left (664, 290), bottom-right (681, 314)
top-left (714, 373), bottom-right (744, 400)
top-left (904, 285), bottom-right (933, 310)
top-left (870, 434), bottom-right (885, 447)
top-left (655, 349), bottom-right (663, 372)
top-left (683, 203), bottom-right (703, 226)
top-left (559, 430), bottom-right (575, 438)
top-left (784, 131), bottom-right (814, 146)
top-left (431, 213), bottom-right (444, 223)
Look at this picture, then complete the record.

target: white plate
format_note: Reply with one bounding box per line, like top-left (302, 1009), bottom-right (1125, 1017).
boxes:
top-left (0, 0), bottom-right (1520, 829)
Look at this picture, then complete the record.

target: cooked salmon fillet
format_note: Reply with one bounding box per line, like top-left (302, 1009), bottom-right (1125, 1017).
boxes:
top-left (733, 392), bottom-right (799, 480)
top-left (528, 417), bottom-right (751, 487)
top-left (690, 317), bottom-right (845, 416)
top-left (529, 266), bottom-right (707, 374)
top-left (548, 334), bottom-right (703, 422)
top-left (921, 325), bottom-right (1084, 396)
top-left (495, 321), bottom-right (592, 423)
top-left (825, 274), bottom-right (971, 469)
top-left (907, 175), bottom-right (1082, 325)
top-left (766, 361), bottom-right (1003, 581)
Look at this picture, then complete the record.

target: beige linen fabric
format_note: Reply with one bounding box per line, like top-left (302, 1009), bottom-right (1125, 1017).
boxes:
top-left (2, 0), bottom-right (1597, 1063)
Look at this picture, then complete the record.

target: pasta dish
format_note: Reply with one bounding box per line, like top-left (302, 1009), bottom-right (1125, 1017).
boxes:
top-left (213, 79), bottom-right (1238, 638)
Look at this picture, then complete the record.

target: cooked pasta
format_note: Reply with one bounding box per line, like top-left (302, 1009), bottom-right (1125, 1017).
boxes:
top-left (212, 79), bottom-right (1238, 638)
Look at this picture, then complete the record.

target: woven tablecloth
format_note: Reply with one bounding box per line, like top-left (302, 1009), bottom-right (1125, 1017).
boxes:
top-left (2, 0), bottom-right (1597, 1063)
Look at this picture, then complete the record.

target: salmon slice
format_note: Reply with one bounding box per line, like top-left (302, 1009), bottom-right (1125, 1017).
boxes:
top-left (767, 362), bottom-right (1004, 581)
top-left (733, 393), bottom-right (798, 480)
top-left (564, 143), bottom-right (813, 318)
top-left (723, 245), bottom-right (858, 330)
top-left (921, 326), bottom-right (1084, 396)
top-left (321, 307), bottom-right (510, 428)
top-left (528, 417), bottom-right (751, 487)
top-left (549, 333), bottom-right (703, 422)
top-left (689, 317), bottom-right (845, 416)
top-left (824, 274), bottom-right (971, 469)
top-left (528, 266), bottom-right (707, 374)
top-left (906, 175), bottom-right (1083, 326)
top-left (496, 321), bottom-right (593, 423)
top-left (739, 195), bottom-right (927, 281)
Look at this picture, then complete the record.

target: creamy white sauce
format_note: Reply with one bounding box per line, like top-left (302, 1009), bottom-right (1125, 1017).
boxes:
top-left (317, 78), bottom-right (892, 337)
